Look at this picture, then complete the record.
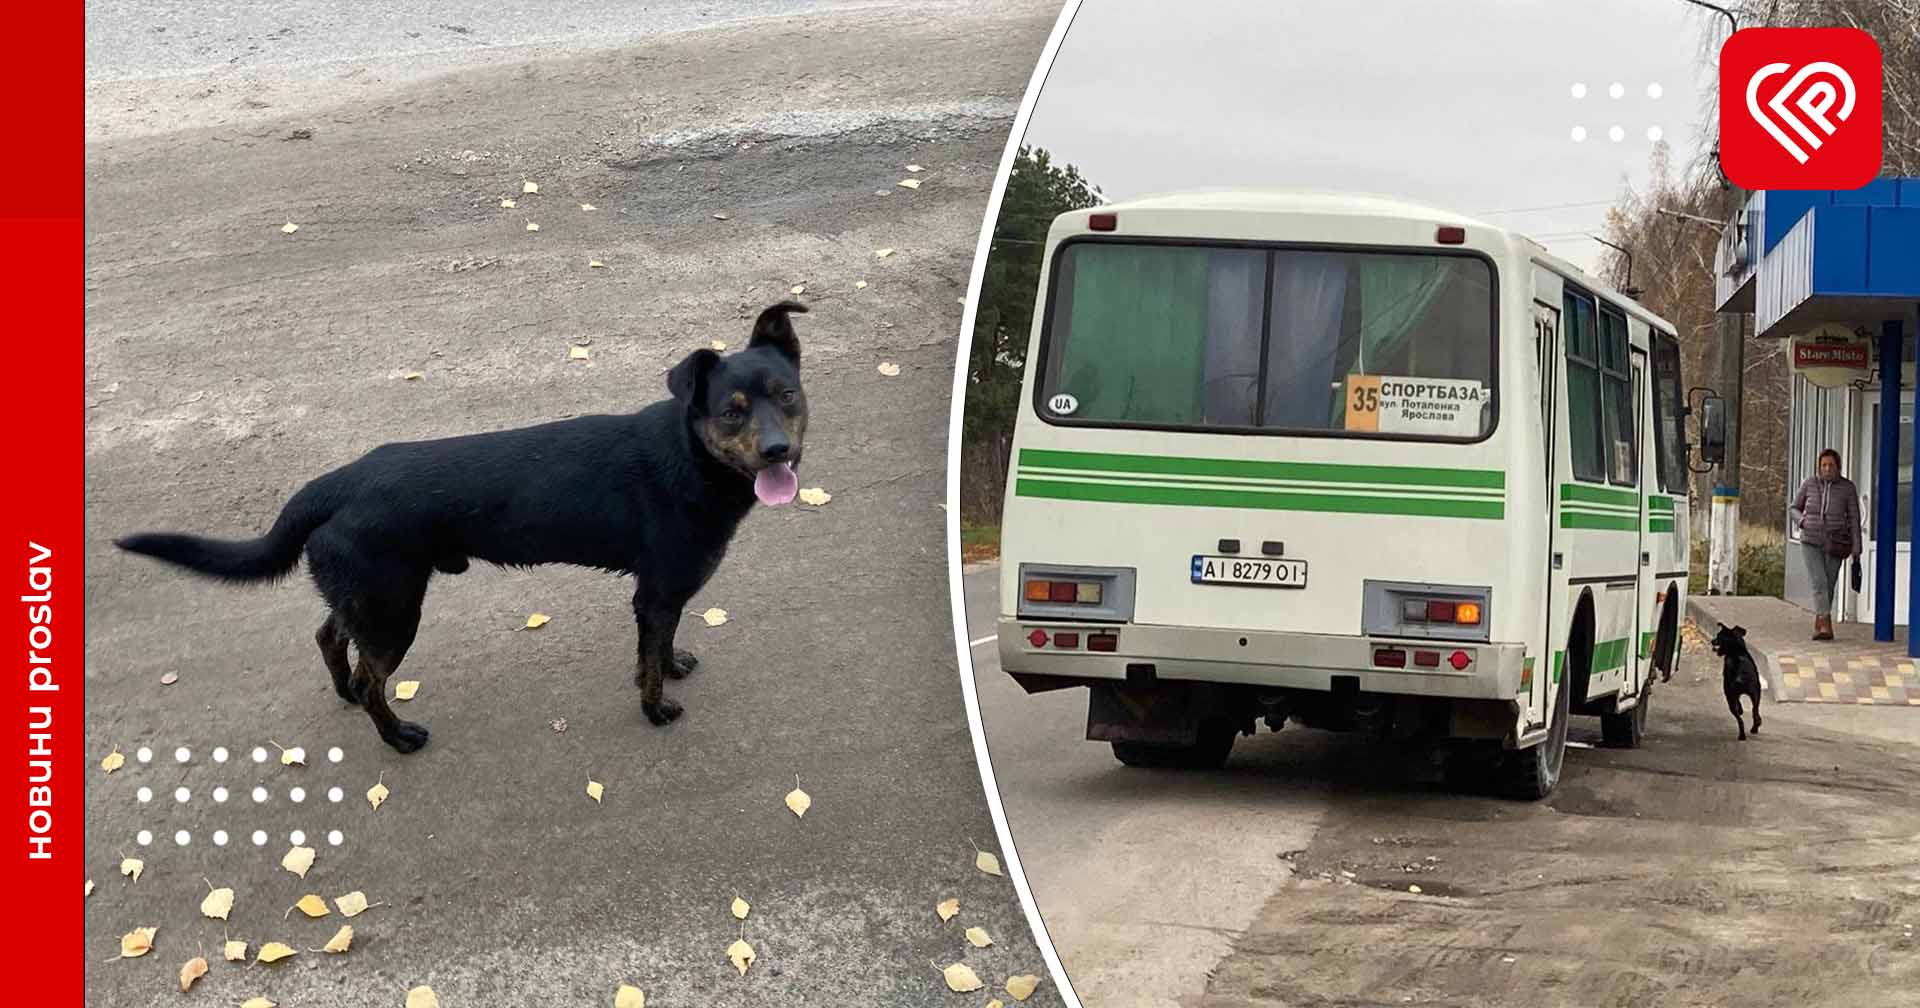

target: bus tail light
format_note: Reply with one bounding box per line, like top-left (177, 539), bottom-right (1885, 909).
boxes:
top-left (1367, 581), bottom-right (1492, 643)
top-left (1087, 633), bottom-right (1118, 653)
top-left (1373, 647), bottom-right (1407, 668)
top-left (1016, 565), bottom-right (1135, 622)
top-left (1026, 578), bottom-right (1103, 605)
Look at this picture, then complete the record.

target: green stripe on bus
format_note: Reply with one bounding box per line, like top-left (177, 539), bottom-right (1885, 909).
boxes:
top-left (1018, 449), bottom-right (1506, 490)
top-left (1016, 468), bottom-right (1503, 499)
top-left (1553, 651), bottom-right (1564, 684)
top-left (1015, 479), bottom-right (1505, 519)
top-left (1594, 637), bottom-right (1631, 672)
top-left (1639, 631), bottom-right (1655, 658)
top-left (1560, 511), bottom-right (1639, 531)
top-left (1559, 483), bottom-right (1639, 507)
top-left (1649, 519), bottom-right (1675, 532)
top-left (1648, 495), bottom-right (1674, 513)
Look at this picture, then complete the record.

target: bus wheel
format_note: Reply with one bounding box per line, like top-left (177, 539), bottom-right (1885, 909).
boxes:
top-left (1498, 655), bottom-right (1572, 799)
top-left (1600, 684), bottom-right (1650, 748)
top-left (1111, 720), bottom-right (1235, 770)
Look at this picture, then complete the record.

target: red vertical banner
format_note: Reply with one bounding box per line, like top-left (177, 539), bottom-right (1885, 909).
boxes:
top-left (1, 4), bottom-right (83, 999)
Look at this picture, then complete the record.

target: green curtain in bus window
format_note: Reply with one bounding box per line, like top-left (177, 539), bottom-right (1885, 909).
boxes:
top-left (1355, 257), bottom-right (1449, 371)
top-left (1056, 245), bottom-right (1212, 424)
top-left (1567, 361), bottom-right (1604, 480)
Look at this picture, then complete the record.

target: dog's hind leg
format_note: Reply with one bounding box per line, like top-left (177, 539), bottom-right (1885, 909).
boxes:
top-left (632, 588), bottom-right (684, 724)
top-left (1750, 693), bottom-right (1762, 734)
top-left (343, 573), bottom-right (431, 753)
top-left (316, 612), bottom-right (357, 703)
top-left (1728, 695), bottom-right (1748, 740)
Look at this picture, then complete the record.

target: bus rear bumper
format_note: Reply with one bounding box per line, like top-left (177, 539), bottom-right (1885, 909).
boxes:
top-left (997, 619), bottom-right (1525, 701)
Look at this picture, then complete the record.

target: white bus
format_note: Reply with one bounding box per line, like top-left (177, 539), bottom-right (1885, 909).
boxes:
top-left (994, 190), bottom-right (1719, 799)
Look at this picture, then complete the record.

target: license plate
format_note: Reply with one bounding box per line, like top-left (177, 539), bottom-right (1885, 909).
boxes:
top-left (1190, 554), bottom-right (1308, 588)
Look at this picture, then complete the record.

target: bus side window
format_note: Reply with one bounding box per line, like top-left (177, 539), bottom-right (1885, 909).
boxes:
top-left (1562, 291), bottom-right (1605, 482)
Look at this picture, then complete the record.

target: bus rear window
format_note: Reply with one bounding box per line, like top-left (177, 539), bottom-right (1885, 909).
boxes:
top-left (1037, 241), bottom-right (1495, 440)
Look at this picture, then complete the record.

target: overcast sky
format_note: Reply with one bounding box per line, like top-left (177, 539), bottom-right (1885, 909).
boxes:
top-left (1023, 0), bottom-right (1725, 273)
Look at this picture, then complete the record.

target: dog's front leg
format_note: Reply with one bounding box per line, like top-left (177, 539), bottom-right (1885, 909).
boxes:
top-left (633, 589), bottom-right (683, 725)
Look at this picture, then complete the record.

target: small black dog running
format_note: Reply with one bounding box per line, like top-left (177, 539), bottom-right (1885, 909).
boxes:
top-left (117, 302), bottom-right (811, 753)
top-left (1710, 624), bottom-right (1764, 741)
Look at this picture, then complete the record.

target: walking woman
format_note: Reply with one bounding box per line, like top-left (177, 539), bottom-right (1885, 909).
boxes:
top-left (1790, 448), bottom-right (1863, 641)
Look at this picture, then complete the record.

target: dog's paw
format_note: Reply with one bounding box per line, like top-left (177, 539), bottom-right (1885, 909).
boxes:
top-left (643, 698), bottom-right (684, 725)
top-left (667, 650), bottom-right (700, 679)
top-left (384, 720), bottom-right (431, 753)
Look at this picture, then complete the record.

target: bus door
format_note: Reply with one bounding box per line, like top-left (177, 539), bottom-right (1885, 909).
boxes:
top-left (1532, 300), bottom-right (1561, 731)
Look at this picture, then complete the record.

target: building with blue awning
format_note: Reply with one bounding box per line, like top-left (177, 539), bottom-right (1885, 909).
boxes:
top-left (1716, 178), bottom-right (1920, 650)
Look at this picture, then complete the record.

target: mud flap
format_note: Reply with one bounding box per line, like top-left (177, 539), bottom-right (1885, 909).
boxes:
top-left (1086, 682), bottom-right (1229, 746)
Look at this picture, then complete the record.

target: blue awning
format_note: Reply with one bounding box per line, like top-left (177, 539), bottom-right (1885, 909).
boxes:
top-left (1715, 178), bottom-right (1920, 337)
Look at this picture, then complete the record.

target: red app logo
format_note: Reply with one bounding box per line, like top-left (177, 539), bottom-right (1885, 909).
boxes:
top-left (1719, 27), bottom-right (1882, 189)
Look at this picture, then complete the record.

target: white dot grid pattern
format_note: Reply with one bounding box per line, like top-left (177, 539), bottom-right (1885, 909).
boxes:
top-left (327, 747), bottom-right (344, 764)
top-left (174, 787), bottom-right (191, 803)
top-left (1647, 126), bottom-right (1664, 142)
top-left (1568, 80), bottom-right (1664, 143)
top-left (251, 747), bottom-right (268, 763)
top-left (174, 830), bottom-right (190, 846)
top-left (135, 747), bottom-right (153, 764)
top-left (212, 786), bottom-right (229, 803)
top-left (286, 747), bottom-right (306, 764)
top-left (327, 787), bottom-right (344, 803)
top-left (290, 830), bottom-right (306, 846)
top-left (1609, 125), bottom-right (1625, 142)
top-left (251, 830), bottom-right (267, 846)
top-left (1608, 81), bottom-right (1624, 99)
top-left (327, 830), bottom-right (344, 847)
top-left (136, 786), bottom-right (152, 804)
top-left (289, 787), bottom-right (307, 804)
top-left (174, 747), bottom-right (191, 764)
top-left (252, 786), bottom-right (269, 803)
top-left (212, 830), bottom-right (228, 846)
top-left (1571, 82), bottom-right (1587, 99)
top-left (212, 747), bottom-right (229, 764)
top-left (136, 830), bottom-right (152, 846)
top-left (1647, 82), bottom-right (1663, 99)
top-left (115, 741), bottom-right (354, 855)
top-left (1571, 126), bottom-right (1588, 142)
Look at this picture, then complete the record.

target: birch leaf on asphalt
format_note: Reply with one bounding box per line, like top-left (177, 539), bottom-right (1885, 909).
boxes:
top-left (582, 203), bottom-right (597, 211)
top-left (936, 898), bottom-right (959, 922)
top-left (256, 942), bottom-right (298, 964)
top-left (101, 748), bottom-right (124, 774)
top-left (526, 221), bottom-right (541, 232)
top-left (790, 284), bottom-right (806, 295)
top-left (336, 891), bottom-right (371, 917)
top-left (523, 180), bottom-right (539, 194)
top-left (119, 927), bottom-right (156, 958)
top-left (525, 612), bottom-right (551, 629)
top-left (241, 999), bottom-right (275, 1008)
top-left (874, 248), bottom-right (894, 258)
top-left (988, 1001), bottom-right (1004, 1008)
top-left (731, 896), bottom-right (750, 920)
top-left (281, 845), bottom-right (316, 879)
top-left (407, 986), bottom-right (440, 1008)
top-left (942, 963), bottom-right (983, 993)
top-left (394, 680), bottom-right (420, 701)
top-left (784, 779), bottom-right (811, 818)
top-left (85, 879), bottom-right (95, 897)
top-left (587, 779), bottom-right (604, 803)
top-left (700, 607), bottom-right (729, 627)
top-left (179, 956), bottom-right (208, 992)
top-left (965, 927), bottom-right (993, 948)
top-left (897, 178), bottom-right (922, 189)
top-left (294, 894), bottom-right (329, 918)
top-left (224, 940), bottom-right (248, 962)
top-left (906, 164), bottom-right (924, 172)
top-left (281, 222), bottom-right (300, 234)
top-left (589, 259), bottom-right (605, 269)
top-left (161, 672), bottom-right (178, 685)
top-left (710, 340), bottom-right (727, 351)
top-left (120, 857), bottom-right (143, 882)
top-left (201, 883), bottom-right (235, 920)
top-left (877, 362), bottom-right (901, 377)
top-left (324, 925), bottom-right (353, 953)
top-left (615, 984), bottom-right (645, 1008)
top-left (500, 198), bottom-right (517, 208)
top-left (727, 938), bottom-right (755, 976)
top-left (797, 487), bottom-right (831, 506)
top-left (368, 774), bottom-right (390, 811)
top-left (854, 280), bottom-right (867, 289)
top-left (973, 844), bottom-right (1003, 877)
top-left (570, 345), bottom-right (592, 361)
top-left (1005, 975), bottom-right (1041, 1001)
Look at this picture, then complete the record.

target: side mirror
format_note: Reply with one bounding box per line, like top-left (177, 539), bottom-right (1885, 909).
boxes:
top-left (1698, 394), bottom-right (1727, 465)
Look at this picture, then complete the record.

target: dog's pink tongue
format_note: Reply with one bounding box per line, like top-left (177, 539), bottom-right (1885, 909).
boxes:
top-left (754, 462), bottom-right (798, 506)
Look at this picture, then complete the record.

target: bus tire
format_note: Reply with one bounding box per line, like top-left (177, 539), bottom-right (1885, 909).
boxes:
top-left (1600, 684), bottom-right (1650, 748)
top-left (1498, 647), bottom-right (1575, 799)
top-left (1111, 721), bottom-right (1235, 770)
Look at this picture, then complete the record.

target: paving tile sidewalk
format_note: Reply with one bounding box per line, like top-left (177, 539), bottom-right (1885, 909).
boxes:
top-left (1688, 594), bottom-right (1920, 705)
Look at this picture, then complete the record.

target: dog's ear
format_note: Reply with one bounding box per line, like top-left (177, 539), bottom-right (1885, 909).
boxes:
top-left (747, 301), bottom-right (807, 364)
top-left (1732, 625), bottom-right (1746, 637)
top-left (667, 348), bottom-right (722, 408)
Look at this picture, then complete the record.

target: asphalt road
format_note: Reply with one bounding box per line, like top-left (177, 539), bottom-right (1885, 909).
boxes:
top-left (965, 565), bottom-right (1920, 1007)
top-left (83, 4), bottom-right (1061, 1006)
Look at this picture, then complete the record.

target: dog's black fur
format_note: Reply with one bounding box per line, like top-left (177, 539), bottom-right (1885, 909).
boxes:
top-left (1710, 624), bottom-right (1763, 741)
top-left (117, 303), bottom-right (811, 753)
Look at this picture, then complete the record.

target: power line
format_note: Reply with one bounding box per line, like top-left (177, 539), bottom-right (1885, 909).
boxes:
top-left (1473, 199), bottom-right (1617, 216)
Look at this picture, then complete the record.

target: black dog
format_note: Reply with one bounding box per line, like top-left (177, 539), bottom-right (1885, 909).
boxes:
top-left (117, 302), bottom-right (811, 752)
top-left (1709, 624), bottom-right (1764, 741)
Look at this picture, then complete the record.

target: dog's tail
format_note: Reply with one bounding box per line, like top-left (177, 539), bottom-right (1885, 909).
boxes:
top-left (116, 479), bottom-right (337, 583)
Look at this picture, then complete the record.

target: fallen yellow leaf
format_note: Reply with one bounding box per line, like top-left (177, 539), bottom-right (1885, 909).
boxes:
top-left (784, 785), bottom-right (811, 818)
top-left (943, 962), bottom-right (984, 993)
top-left (394, 680), bottom-right (420, 701)
top-left (569, 345), bottom-right (592, 361)
top-left (118, 927), bottom-right (156, 959)
top-left (790, 284), bottom-right (806, 295)
top-left (101, 748), bottom-right (124, 774)
top-left (523, 180), bottom-right (539, 194)
top-left (179, 956), bottom-right (208, 992)
top-left (201, 884), bottom-right (235, 920)
top-left (368, 776), bottom-right (390, 811)
top-left (710, 340), bottom-right (728, 351)
top-left (526, 221), bottom-right (541, 232)
top-left (526, 612), bottom-right (551, 629)
top-left (589, 259), bottom-right (605, 269)
top-left (500, 198), bottom-right (518, 209)
top-left (403, 371), bottom-right (424, 381)
top-left (854, 280), bottom-right (868, 289)
top-left (906, 164), bottom-right (924, 172)
top-left (727, 937), bottom-right (755, 976)
top-left (898, 178), bottom-right (922, 189)
top-left (1006, 974), bottom-right (1041, 1001)
top-left (241, 999), bottom-right (276, 1008)
top-left (966, 926), bottom-right (993, 948)
top-left (256, 942), bottom-right (297, 964)
top-left (281, 845), bottom-right (316, 879)
top-left (277, 743), bottom-right (304, 766)
top-left (120, 857), bottom-right (143, 882)
top-left (581, 203), bottom-right (597, 211)
top-left (936, 898), bottom-right (959, 922)
top-left (161, 671), bottom-right (178, 685)
top-left (874, 248), bottom-right (895, 258)
top-left (615, 983), bottom-right (645, 1008)
top-left (294, 894), bottom-right (329, 918)
top-left (731, 896), bottom-right (750, 920)
top-left (988, 1001), bottom-right (1004, 1008)
top-left (407, 986), bottom-right (440, 1008)
top-left (587, 779), bottom-right (604, 803)
top-left (336, 891), bottom-right (371, 917)
top-left (975, 848), bottom-right (1004, 877)
top-left (281, 222), bottom-right (299, 234)
top-left (224, 940), bottom-right (248, 962)
top-left (85, 879), bottom-right (94, 897)
top-left (797, 487), bottom-right (831, 506)
top-left (700, 607), bottom-right (729, 627)
top-left (877, 362), bottom-right (901, 377)
top-left (324, 924), bottom-right (353, 953)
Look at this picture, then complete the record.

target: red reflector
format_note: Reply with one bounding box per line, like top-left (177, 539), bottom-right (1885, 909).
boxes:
top-left (1413, 650), bottom-right (1441, 668)
top-left (1088, 212), bottom-right (1117, 232)
top-left (1087, 633), bottom-right (1118, 653)
top-left (1436, 225), bottom-right (1466, 244)
top-left (1425, 600), bottom-right (1457, 623)
top-left (1027, 629), bottom-right (1049, 648)
top-left (1048, 581), bottom-right (1077, 603)
top-left (1054, 631), bottom-right (1081, 649)
top-left (1449, 650), bottom-right (1472, 671)
top-left (1373, 647), bottom-right (1407, 668)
